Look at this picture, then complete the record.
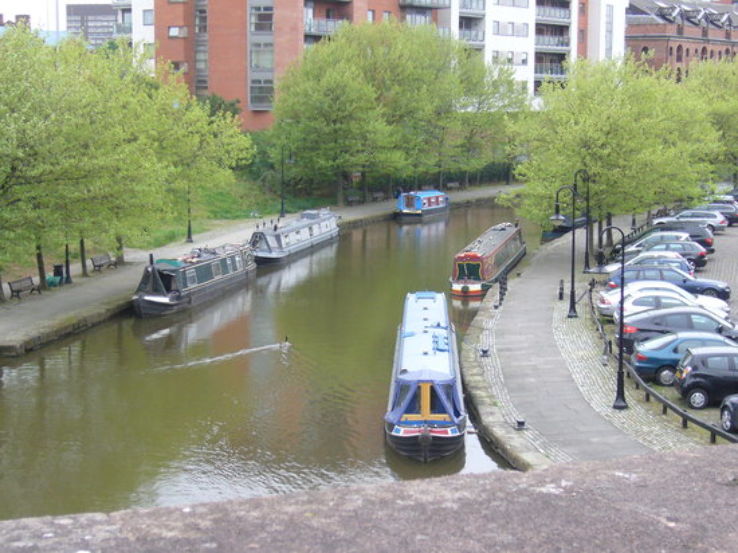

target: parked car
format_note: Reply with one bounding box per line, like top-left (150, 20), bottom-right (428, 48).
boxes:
top-left (617, 306), bottom-right (738, 354)
top-left (642, 240), bottom-right (708, 268)
top-left (597, 280), bottom-right (730, 319)
top-left (674, 346), bottom-right (738, 408)
top-left (606, 266), bottom-right (731, 300)
top-left (719, 394), bottom-right (738, 432)
top-left (650, 222), bottom-right (715, 253)
top-left (599, 251), bottom-right (693, 275)
top-left (615, 231), bottom-right (690, 257)
top-left (631, 331), bottom-right (738, 386)
top-left (653, 210), bottom-right (728, 233)
top-left (613, 289), bottom-right (731, 325)
top-left (697, 203), bottom-right (738, 226)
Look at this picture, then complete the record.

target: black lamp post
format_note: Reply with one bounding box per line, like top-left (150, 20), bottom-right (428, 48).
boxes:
top-left (573, 169), bottom-right (591, 272)
top-left (186, 182), bottom-right (193, 243)
top-left (551, 185), bottom-right (580, 318)
top-left (599, 225), bottom-right (628, 410)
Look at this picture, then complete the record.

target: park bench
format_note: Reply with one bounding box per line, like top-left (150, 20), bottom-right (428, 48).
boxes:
top-left (446, 182), bottom-right (460, 190)
top-left (8, 276), bottom-right (41, 299)
top-left (371, 191), bottom-right (386, 202)
top-left (346, 194), bottom-right (362, 206)
top-left (91, 253), bottom-right (118, 272)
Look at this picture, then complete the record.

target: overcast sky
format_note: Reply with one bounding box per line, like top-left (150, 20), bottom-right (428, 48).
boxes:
top-left (1, 0), bottom-right (105, 31)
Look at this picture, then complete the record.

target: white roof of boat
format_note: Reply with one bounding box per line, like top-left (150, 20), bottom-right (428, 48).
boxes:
top-left (397, 291), bottom-right (454, 380)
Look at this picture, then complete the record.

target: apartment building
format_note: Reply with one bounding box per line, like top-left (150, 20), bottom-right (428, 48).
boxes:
top-left (627, 0), bottom-right (737, 77)
top-left (148, 0), bottom-right (626, 130)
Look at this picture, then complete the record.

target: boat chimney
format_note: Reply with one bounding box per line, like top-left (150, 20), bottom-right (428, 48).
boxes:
top-left (149, 253), bottom-right (154, 265)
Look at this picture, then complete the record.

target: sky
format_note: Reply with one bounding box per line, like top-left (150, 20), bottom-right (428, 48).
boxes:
top-left (1, 0), bottom-right (104, 31)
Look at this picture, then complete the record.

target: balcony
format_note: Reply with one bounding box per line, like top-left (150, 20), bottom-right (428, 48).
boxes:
top-left (460, 0), bottom-right (485, 16)
top-left (111, 0), bottom-right (131, 7)
top-left (459, 29), bottom-right (485, 46)
top-left (114, 22), bottom-right (132, 35)
top-left (399, 0), bottom-right (451, 9)
top-left (535, 34), bottom-right (570, 52)
top-left (304, 18), bottom-right (346, 36)
top-left (535, 6), bottom-right (571, 23)
top-left (534, 63), bottom-right (566, 79)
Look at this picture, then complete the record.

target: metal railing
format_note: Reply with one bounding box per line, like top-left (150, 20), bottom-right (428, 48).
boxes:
top-left (535, 6), bottom-right (571, 19)
top-left (587, 285), bottom-right (738, 445)
top-left (399, 0), bottom-right (451, 8)
top-left (113, 22), bottom-right (132, 35)
top-left (459, 29), bottom-right (485, 42)
top-left (535, 34), bottom-right (570, 47)
top-left (534, 63), bottom-right (566, 76)
top-left (304, 18), bottom-right (346, 35)
top-left (460, 0), bottom-right (486, 11)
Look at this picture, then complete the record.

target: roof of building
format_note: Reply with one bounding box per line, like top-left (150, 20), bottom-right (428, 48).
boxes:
top-left (627, 0), bottom-right (738, 27)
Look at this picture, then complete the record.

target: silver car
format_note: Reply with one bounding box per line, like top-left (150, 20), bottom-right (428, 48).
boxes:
top-left (653, 210), bottom-right (728, 233)
top-left (596, 280), bottom-right (730, 318)
top-left (599, 251), bottom-right (693, 275)
top-left (612, 289), bottom-right (732, 325)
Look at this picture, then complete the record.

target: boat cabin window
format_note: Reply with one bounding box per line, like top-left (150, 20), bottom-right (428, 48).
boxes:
top-left (234, 254), bottom-right (243, 271)
top-left (185, 269), bottom-right (197, 288)
top-left (226, 257), bottom-right (233, 273)
top-left (457, 262), bottom-right (481, 280)
top-left (399, 382), bottom-right (452, 422)
top-left (212, 261), bottom-right (222, 277)
top-left (393, 384), bottom-right (414, 410)
top-left (403, 196), bottom-right (416, 209)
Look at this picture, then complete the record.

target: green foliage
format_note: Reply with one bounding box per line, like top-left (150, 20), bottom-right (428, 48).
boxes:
top-left (197, 93), bottom-right (242, 118)
top-left (510, 56), bottom-right (720, 226)
top-left (272, 22), bottom-right (523, 203)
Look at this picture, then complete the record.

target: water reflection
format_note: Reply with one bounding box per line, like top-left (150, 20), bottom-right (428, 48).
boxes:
top-left (0, 204), bottom-right (538, 521)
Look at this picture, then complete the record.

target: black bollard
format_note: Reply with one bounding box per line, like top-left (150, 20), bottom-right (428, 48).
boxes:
top-left (558, 279), bottom-right (564, 301)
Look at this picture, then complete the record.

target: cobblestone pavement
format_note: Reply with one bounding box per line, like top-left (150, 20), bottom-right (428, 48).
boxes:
top-left (471, 214), bottom-right (735, 467)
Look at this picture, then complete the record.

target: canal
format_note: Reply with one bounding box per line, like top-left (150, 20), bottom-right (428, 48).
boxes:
top-left (0, 204), bottom-right (539, 521)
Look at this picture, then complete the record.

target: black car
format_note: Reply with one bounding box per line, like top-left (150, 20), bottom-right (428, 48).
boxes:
top-left (719, 394), bottom-right (738, 432)
top-left (617, 306), bottom-right (738, 354)
top-left (643, 241), bottom-right (708, 268)
top-left (606, 266), bottom-right (730, 300)
top-left (674, 346), bottom-right (738, 409)
top-left (650, 222), bottom-right (715, 253)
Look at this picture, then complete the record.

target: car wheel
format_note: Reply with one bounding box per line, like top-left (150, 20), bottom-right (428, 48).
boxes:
top-left (707, 224), bottom-right (715, 233)
top-left (686, 388), bottom-right (709, 409)
top-left (721, 407), bottom-right (736, 432)
top-left (655, 366), bottom-right (676, 386)
top-left (702, 288), bottom-right (719, 298)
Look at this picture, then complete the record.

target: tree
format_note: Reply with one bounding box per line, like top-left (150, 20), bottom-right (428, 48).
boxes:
top-left (509, 56), bottom-right (720, 227)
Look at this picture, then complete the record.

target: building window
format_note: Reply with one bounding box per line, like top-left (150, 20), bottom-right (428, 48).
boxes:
top-left (685, 48), bottom-right (689, 57)
top-left (250, 78), bottom-right (273, 107)
top-left (506, 50), bottom-right (514, 64)
top-left (168, 26), bottom-right (188, 38)
top-left (196, 9), bottom-right (207, 33)
top-left (169, 0), bottom-right (186, 3)
top-left (519, 51), bottom-right (528, 65)
top-left (676, 44), bottom-right (683, 62)
top-left (142, 9), bottom-right (154, 25)
top-left (383, 11), bottom-right (391, 20)
top-left (368, 9), bottom-right (375, 22)
top-left (515, 22), bottom-right (528, 36)
top-left (250, 6), bottom-right (274, 32)
top-left (250, 42), bottom-right (274, 69)
top-left (494, 0), bottom-right (528, 7)
top-left (493, 20), bottom-right (499, 34)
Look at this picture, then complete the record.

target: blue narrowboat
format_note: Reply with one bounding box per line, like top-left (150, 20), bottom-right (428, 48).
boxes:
top-left (384, 291), bottom-right (467, 462)
top-left (394, 190), bottom-right (450, 221)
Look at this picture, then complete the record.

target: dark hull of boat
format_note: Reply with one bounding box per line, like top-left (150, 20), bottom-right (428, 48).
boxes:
top-left (385, 426), bottom-right (464, 462)
top-left (253, 233), bottom-right (339, 265)
top-left (133, 266), bottom-right (255, 318)
top-left (394, 206), bottom-right (449, 223)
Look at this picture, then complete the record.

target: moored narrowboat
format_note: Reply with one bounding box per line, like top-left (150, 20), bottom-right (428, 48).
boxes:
top-left (249, 208), bottom-right (340, 264)
top-left (132, 243), bottom-right (256, 318)
top-left (384, 291), bottom-right (467, 462)
top-left (450, 222), bottom-right (526, 299)
top-left (394, 190), bottom-right (449, 221)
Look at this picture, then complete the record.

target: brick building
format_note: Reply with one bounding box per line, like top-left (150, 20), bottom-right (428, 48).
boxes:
top-left (626, 0), bottom-right (737, 78)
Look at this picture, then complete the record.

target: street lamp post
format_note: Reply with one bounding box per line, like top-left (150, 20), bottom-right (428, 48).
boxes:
top-left (186, 182), bottom-right (193, 243)
top-left (551, 185), bottom-right (580, 318)
top-left (573, 169), bottom-right (591, 272)
top-left (599, 225), bottom-right (628, 410)
top-left (280, 145), bottom-right (286, 219)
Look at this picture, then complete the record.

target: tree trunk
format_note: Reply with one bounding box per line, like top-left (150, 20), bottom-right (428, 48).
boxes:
top-left (64, 243), bottom-right (73, 284)
top-left (597, 217), bottom-right (603, 251)
top-left (115, 236), bottom-right (125, 265)
top-left (606, 213), bottom-right (614, 247)
top-left (361, 171), bottom-right (368, 203)
top-left (0, 274), bottom-right (6, 302)
top-left (464, 171), bottom-right (470, 188)
top-left (336, 179), bottom-right (344, 207)
top-left (36, 242), bottom-right (48, 291)
top-left (80, 237), bottom-right (89, 277)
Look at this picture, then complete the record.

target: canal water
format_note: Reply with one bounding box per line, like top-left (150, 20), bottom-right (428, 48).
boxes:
top-left (0, 204), bottom-right (539, 521)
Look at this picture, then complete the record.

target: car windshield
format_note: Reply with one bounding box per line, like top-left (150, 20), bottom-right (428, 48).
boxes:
top-left (639, 334), bottom-right (677, 350)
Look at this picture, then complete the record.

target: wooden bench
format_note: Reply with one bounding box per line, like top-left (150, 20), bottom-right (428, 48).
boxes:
top-left (446, 181), bottom-right (460, 190)
top-left (91, 253), bottom-right (118, 272)
top-left (8, 276), bottom-right (41, 299)
top-left (346, 194), bottom-right (362, 206)
top-left (371, 191), bottom-right (386, 202)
